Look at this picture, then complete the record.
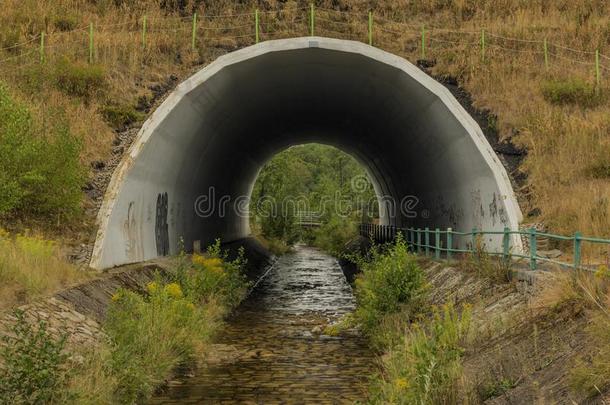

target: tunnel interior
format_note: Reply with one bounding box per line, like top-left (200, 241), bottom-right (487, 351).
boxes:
top-left (91, 37), bottom-right (522, 269)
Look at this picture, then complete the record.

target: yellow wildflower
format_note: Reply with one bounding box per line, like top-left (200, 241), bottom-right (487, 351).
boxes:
top-left (111, 292), bottom-right (121, 302)
top-left (394, 378), bottom-right (409, 389)
top-left (595, 265), bottom-right (609, 279)
top-left (164, 283), bottom-right (183, 299)
top-left (146, 282), bottom-right (158, 294)
top-left (186, 303), bottom-right (195, 311)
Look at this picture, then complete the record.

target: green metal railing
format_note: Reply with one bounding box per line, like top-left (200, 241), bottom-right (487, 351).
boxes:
top-left (359, 223), bottom-right (610, 272)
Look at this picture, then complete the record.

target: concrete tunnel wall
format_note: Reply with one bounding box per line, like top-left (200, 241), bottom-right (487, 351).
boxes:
top-left (90, 37), bottom-right (523, 270)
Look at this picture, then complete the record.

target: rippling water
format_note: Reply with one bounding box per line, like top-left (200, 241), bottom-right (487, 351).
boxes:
top-left (149, 245), bottom-right (374, 404)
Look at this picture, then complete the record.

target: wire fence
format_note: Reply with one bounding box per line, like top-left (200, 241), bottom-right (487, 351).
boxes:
top-left (359, 223), bottom-right (610, 273)
top-left (0, 5), bottom-right (607, 86)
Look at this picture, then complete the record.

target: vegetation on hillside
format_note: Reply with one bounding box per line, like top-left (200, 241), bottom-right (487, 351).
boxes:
top-left (0, 240), bottom-right (249, 404)
top-left (0, 229), bottom-right (88, 309)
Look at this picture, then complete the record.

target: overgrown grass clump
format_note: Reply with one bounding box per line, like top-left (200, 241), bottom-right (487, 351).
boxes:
top-left (541, 78), bottom-right (604, 108)
top-left (0, 83), bottom-right (85, 224)
top-left (369, 304), bottom-right (472, 405)
top-left (0, 229), bottom-right (87, 308)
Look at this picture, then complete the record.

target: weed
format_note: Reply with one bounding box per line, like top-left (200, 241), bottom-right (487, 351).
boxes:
top-left (541, 78), bottom-right (605, 108)
top-left (0, 310), bottom-right (70, 404)
top-left (54, 58), bottom-right (106, 100)
top-left (369, 303), bottom-right (472, 405)
top-left (350, 234), bottom-right (427, 341)
top-left (101, 103), bottom-right (144, 130)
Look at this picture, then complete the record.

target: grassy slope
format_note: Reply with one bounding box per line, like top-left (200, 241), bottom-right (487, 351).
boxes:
top-left (0, 0), bottom-right (608, 250)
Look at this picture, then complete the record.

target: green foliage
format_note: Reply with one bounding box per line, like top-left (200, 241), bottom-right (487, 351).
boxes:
top-left (185, 240), bottom-right (250, 309)
top-left (311, 216), bottom-right (358, 255)
top-left (0, 310), bottom-right (70, 404)
top-left (351, 235), bottom-right (427, 336)
top-left (0, 84), bottom-right (85, 222)
top-left (369, 304), bottom-right (472, 405)
top-left (250, 144), bottom-right (377, 251)
top-left (481, 377), bottom-right (518, 400)
top-left (54, 58), bottom-right (106, 100)
top-left (101, 103), bottom-right (144, 129)
top-left (541, 78), bottom-right (604, 107)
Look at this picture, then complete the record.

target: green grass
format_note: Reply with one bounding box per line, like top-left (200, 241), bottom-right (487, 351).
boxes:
top-left (541, 78), bottom-right (605, 108)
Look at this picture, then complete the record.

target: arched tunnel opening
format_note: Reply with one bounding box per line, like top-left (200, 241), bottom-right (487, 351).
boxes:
top-left (91, 37), bottom-right (522, 270)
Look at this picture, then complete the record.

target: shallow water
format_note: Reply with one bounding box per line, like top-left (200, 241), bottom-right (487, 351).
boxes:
top-left (149, 245), bottom-right (375, 404)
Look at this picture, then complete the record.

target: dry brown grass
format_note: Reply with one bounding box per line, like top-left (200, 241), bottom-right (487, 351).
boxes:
top-left (0, 0), bottom-right (608, 249)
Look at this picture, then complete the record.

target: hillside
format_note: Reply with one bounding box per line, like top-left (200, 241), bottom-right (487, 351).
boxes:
top-left (0, 0), bottom-right (608, 255)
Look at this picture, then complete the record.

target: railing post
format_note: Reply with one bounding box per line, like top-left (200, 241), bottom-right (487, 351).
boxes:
top-left (435, 228), bottom-right (440, 259)
top-left (310, 3), bottom-right (315, 36)
top-left (446, 228), bottom-right (452, 260)
top-left (503, 226), bottom-right (510, 262)
top-left (192, 13), bottom-right (197, 51)
top-left (368, 11), bottom-right (373, 46)
top-left (573, 231), bottom-right (582, 269)
top-left (417, 228), bottom-right (422, 254)
top-left (471, 228), bottom-right (477, 253)
top-left (255, 9), bottom-right (260, 43)
top-left (424, 227), bottom-right (430, 256)
top-left (529, 227), bottom-right (537, 270)
top-left (39, 32), bottom-right (45, 64)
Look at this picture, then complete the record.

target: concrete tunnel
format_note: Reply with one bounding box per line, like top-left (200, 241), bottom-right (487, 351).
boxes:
top-left (90, 37), bottom-right (523, 270)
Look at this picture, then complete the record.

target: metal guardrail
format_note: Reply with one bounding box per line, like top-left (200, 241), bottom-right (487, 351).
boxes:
top-left (359, 223), bottom-right (610, 271)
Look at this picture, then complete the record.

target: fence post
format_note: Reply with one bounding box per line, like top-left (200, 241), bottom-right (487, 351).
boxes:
top-left (142, 15), bottom-right (147, 49)
top-left (573, 231), bottom-right (582, 269)
top-left (89, 23), bottom-right (94, 64)
top-left (417, 228), bottom-right (422, 254)
top-left (529, 228), bottom-right (537, 270)
top-left (435, 228), bottom-right (440, 259)
top-left (446, 228), bottom-right (452, 260)
top-left (425, 227), bottom-right (430, 256)
top-left (595, 49), bottom-right (600, 93)
top-left (310, 3), bottom-right (315, 36)
top-left (502, 226), bottom-right (510, 262)
top-left (543, 38), bottom-right (548, 71)
top-left (255, 9), bottom-right (260, 43)
top-left (191, 13), bottom-right (197, 51)
top-left (368, 11), bottom-right (373, 46)
top-left (39, 32), bottom-right (45, 63)
top-left (421, 25), bottom-right (425, 59)
top-left (481, 29), bottom-right (485, 62)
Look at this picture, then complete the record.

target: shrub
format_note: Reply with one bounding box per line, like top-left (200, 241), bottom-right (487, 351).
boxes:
top-left (54, 58), bottom-right (106, 100)
top-left (0, 310), bottom-right (70, 404)
top-left (0, 84), bottom-right (85, 223)
top-left (541, 78), bottom-right (604, 107)
top-left (369, 304), bottom-right (472, 405)
top-left (351, 234), bottom-right (427, 336)
top-left (101, 103), bottom-right (144, 130)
